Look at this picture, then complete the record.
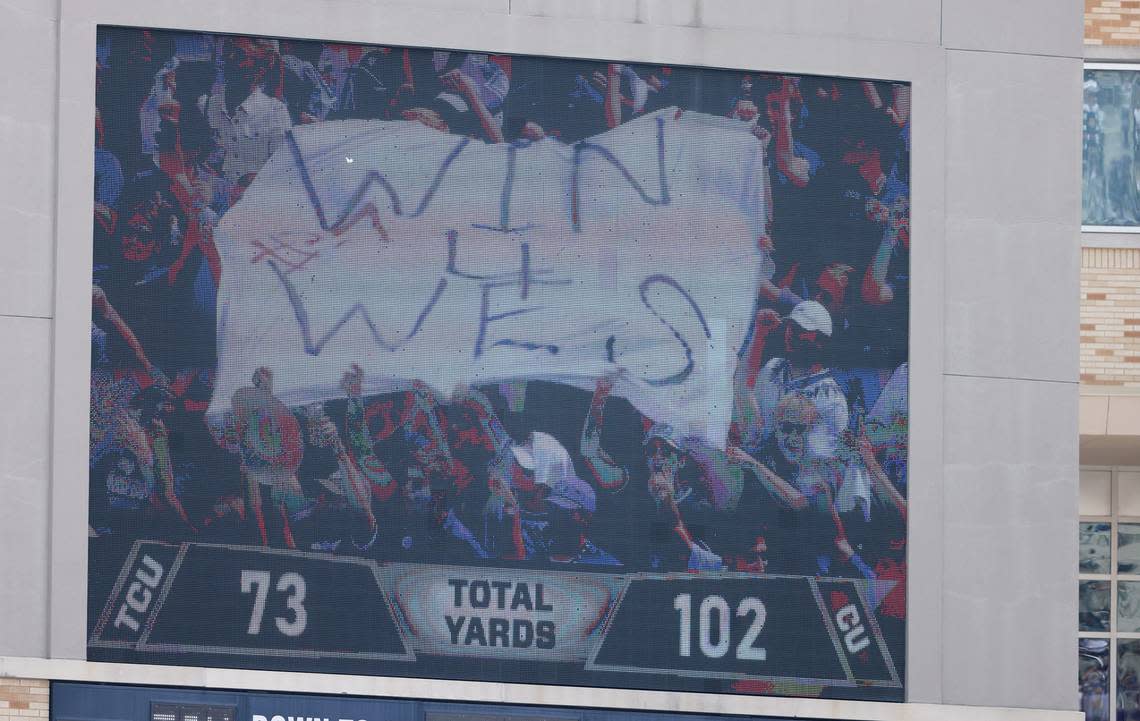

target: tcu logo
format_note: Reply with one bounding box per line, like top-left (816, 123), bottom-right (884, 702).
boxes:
top-left (112, 555), bottom-right (164, 633)
top-left (834, 604), bottom-right (871, 654)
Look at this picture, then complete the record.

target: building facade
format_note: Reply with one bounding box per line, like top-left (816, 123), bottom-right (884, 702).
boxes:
top-left (1082, 1), bottom-right (1140, 719)
top-left (0, 1), bottom-right (1081, 720)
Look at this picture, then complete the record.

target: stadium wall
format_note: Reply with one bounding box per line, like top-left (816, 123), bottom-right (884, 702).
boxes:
top-left (0, 0), bottom-right (1082, 718)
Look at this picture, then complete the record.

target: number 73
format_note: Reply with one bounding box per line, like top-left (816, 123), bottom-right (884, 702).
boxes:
top-left (240, 570), bottom-right (308, 637)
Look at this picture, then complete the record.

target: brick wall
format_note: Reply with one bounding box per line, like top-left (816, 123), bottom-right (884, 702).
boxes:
top-left (1081, 247), bottom-right (1140, 385)
top-left (1086, 0), bottom-right (1140, 45)
top-left (0, 679), bottom-right (48, 720)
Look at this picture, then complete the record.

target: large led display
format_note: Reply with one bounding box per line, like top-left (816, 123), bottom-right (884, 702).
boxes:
top-left (88, 26), bottom-right (910, 702)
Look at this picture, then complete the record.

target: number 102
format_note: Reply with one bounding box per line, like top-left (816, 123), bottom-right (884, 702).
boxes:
top-left (673, 593), bottom-right (767, 661)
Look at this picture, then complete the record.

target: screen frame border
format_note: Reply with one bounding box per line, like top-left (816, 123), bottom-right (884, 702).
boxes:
top-left (50, 1), bottom-right (947, 716)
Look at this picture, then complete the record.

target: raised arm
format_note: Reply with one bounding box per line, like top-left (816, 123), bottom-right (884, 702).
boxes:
top-left (724, 445), bottom-right (808, 511)
top-left (338, 365), bottom-right (397, 501)
top-left (306, 398), bottom-right (380, 538)
top-left (739, 308), bottom-right (783, 390)
top-left (887, 85), bottom-right (911, 128)
top-left (731, 309), bottom-right (783, 446)
top-left (604, 63), bottom-right (623, 129)
top-left (580, 373), bottom-right (630, 491)
top-left (742, 172), bottom-right (802, 314)
top-left (680, 442), bottom-right (736, 511)
top-left (405, 380), bottom-right (455, 464)
top-left (649, 470), bottom-right (694, 548)
top-left (148, 417), bottom-right (196, 532)
top-left (767, 78), bottom-right (811, 188)
top-left (93, 286), bottom-right (163, 382)
top-left (820, 480), bottom-right (877, 585)
top-left (856, 431), bottom-right (907, 522)
top-left (860, 80), bottom-right (884, 110)
top-left (861, 201), bottom-right (906, 305)
top-left (441, 69), bottom-right (505, 143)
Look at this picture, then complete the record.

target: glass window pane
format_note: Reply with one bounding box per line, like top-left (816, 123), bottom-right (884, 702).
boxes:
top-left (1122, 640), bottom-right (1140, 717)
top-left (1084, 522), bottom-right (1113, 574)
top-left (1123, 582), bottom-right (1140, 633)
top-left (1122, 524), bottom-right (1140, 574)
top-left (1081, 638), bottom-right (1110, 721)
top-left (1082, 580), bottom-right (1112, 632)
top-left (1084, 69), bottom-right (1140, 226)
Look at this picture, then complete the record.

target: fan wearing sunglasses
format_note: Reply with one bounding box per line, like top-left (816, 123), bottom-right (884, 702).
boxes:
top-left (728, 393), bottom-right (864, 579)
top-left (736, 300), bottom-right (849, 469)
top-left (763, 301), bottom-right (847, 460)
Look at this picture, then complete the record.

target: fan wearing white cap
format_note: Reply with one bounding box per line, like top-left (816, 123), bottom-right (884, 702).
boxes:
top-left (751, 300), bottom-right (849, 464)
top-left (509, 431), bottom-right (578, 499)
top-left (483, 431), bottom-right (581, 560)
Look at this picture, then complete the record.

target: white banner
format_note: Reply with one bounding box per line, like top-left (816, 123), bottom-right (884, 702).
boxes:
top-left (208, 109), bottom-right (769, 446)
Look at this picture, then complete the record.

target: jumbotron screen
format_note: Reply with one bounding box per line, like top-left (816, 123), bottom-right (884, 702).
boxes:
top-left (88, 25), bottom-right (909, 702)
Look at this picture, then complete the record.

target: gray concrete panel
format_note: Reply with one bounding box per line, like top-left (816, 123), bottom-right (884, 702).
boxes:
top-left (944, 49), bottom-right (1082, 384)
top-left (941, 374), bottom-right (1078, 709)
top-left (943, 0), bottom-right (1083, 58)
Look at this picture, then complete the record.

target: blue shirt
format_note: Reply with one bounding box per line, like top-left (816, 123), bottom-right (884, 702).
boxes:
top-left (94, 148), bottom-right (124, 207)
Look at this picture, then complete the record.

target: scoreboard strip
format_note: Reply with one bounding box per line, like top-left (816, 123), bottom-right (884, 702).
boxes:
top-left (90, 541), bottom-right (900, 691)
top-left (92, 541), bottom-right (414, 661)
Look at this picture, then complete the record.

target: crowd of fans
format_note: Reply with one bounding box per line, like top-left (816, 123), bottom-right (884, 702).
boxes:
top-left (89, 28), bottom-right (910, 631)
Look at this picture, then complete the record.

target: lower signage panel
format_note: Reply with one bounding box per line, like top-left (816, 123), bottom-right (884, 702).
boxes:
top-left (53, 682), bottom-right (809, 721)
top-left (89, 542), bottom-right (900, 699)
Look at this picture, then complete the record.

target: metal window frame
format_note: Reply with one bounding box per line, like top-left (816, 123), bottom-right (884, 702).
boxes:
top-left (1082, 63), bottom-right (1140, 236)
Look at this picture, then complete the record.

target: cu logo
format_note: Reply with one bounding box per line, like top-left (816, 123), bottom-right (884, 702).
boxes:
top-left (834, 604), bottom-right (871, 654)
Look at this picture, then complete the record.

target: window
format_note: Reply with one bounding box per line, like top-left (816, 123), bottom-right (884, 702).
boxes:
top-left (1083, 66), bottom-right (1140, 229)
top-left (1076, 467), bottom-right (1140, 720)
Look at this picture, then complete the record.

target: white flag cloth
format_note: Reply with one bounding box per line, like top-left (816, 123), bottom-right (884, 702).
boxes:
top-left (208, 108), bottom-right (771, 447)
